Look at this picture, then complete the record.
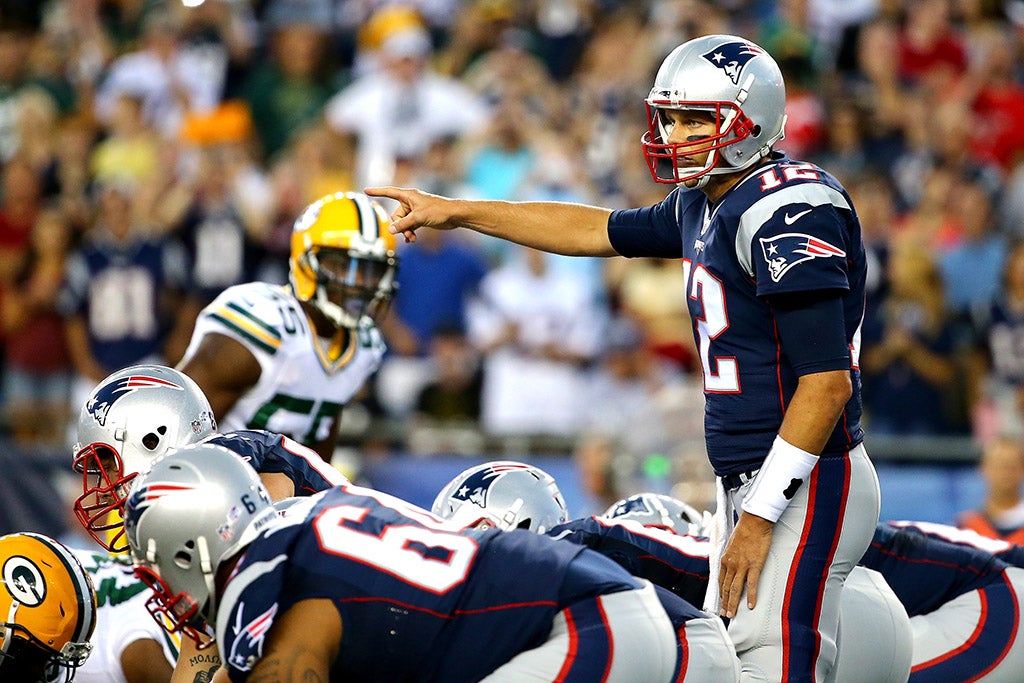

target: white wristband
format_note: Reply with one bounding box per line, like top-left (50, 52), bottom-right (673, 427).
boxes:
top-left (741, 436), bottom-right (820, 523)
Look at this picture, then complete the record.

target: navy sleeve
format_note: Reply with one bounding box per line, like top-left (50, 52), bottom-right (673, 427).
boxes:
top-left (771, 291), bottom-right (852, 375)
top-left (209, 430), bottom-right (347, 494)
top-left (547, 517), bottom-right (710, 608)
top-left (607, 193), bottom-right (684, 258)
top-left (742, 186), bottom-right (853, 297)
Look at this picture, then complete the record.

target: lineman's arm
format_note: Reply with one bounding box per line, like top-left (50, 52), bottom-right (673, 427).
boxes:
top-left (245, 598), bottom-right (342, 682)
top-left (365, 186), bottom-right (617, 257)
top-left (177, 333), bottom-right (261, 422)
top-left (170, 636), bottom-right (222, 683)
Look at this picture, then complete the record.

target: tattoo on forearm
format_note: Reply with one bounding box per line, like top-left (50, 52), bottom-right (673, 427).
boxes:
top-left (248, 656), bottom-right (326, 683)
top-left (186, 652), bottom-right (221, 683)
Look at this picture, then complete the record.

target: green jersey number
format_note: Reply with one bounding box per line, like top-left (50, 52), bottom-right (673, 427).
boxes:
top-left (250, 393), bottom-right (344, 445)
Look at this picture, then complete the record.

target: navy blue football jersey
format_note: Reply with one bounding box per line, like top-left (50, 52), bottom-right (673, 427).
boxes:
top-left (859, 523), bottom-right (1008, 617)
top-left (59, 235), bottom-right (188, 370)
top-left (548, 516), bottom-right (711, 609)
top-left (608, 154), bottom-right (865, 474)
top-left (975, 294), bottom-right (1024, 385)
top-left (215, 485), bottom-right (641, 682)
top-left (206, 430), bottom-right (348, 494)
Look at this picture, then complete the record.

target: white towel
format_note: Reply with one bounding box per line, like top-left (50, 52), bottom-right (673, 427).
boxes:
top-left (703, 476), bottom-right (735, 615)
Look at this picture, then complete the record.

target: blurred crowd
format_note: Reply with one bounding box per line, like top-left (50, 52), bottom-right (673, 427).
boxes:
top-left (2, 0), bottom-right (1024, 508)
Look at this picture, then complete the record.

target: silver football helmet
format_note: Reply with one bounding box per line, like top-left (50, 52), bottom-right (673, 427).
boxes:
top-left (72, 365), bottom-right (218, 553)
top-left (432, 461), bottom-right (570, 534)
top-left (642, 34), bottom-right (787, 187)
top-left (124, 443), bottom-right (276, 648)
top-left (603, 493), bottom-right (706, 536)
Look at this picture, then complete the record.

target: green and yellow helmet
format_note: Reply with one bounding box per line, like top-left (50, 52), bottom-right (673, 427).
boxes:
top-left (0, 532), bottom-right (96, 682)
top-left (289, 192), bottom-right (399, 329)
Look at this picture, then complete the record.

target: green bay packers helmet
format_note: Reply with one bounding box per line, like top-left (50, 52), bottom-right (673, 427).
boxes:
top-left (0, 532), bottom-right (96, 682)
top-left (289, 191), bottom-right (399, 329)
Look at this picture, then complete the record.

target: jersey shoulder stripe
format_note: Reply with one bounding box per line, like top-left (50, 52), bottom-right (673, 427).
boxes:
top-left (735, 182), bottom-right (851, 277)
top-left (203, 283), bottom-right (289, 355)
top-left (208, 302), bottom-right (282, 355)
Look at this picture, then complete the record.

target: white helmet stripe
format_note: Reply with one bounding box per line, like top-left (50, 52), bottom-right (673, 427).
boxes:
top-left (22, 533), bottom-right (95, 643)
top-left (350, 192), bottom-right (379, 242)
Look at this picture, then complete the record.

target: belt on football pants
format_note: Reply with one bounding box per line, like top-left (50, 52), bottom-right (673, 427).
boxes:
top-left (721, 468), bottom-right (760, 491)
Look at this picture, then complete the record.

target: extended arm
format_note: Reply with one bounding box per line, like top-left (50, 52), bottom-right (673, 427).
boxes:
top-left (365, 187), bottom-right (617, 257)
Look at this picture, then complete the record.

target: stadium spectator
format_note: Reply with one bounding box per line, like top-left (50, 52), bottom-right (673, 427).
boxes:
top-left (861, 244), bottom-right (962, 435)
top-left (0, 208), bottom-right (72, 445)
top-left (239, 14), bottom-right (334, 162)
top-left (59, 178), bottom-right (193, 415)
top-left (969, 240), bottom-right (1024, 437)
top-left (467, 244), bottom-right (605, 438)
top-left (938, 177), bottom-right (1007, 320)
top-left (94, 7), bottom-right (224, 137)
top-left (324, 5), bottom-right (489, 186)
top-left (957, 435), bottom-right (1024, 544)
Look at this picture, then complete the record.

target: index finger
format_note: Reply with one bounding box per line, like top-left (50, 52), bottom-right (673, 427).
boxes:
top-left (364, 186), bottom-right (403, 201)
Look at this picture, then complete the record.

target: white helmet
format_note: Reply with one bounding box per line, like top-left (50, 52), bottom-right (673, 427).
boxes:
top-left (603, 493), bottom-right (706, 536)
top-left (642, 34), bottom-right (787, 188)
top-left (72, 365), bottom-right (218, 553)
top-left (123, 443), bottom-right (276, 647)
top-left (432, 461), bottom-right (570, 534)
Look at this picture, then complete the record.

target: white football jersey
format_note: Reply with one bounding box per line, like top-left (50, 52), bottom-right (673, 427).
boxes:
top-left (73, 549), bottom-right (178, 683)
top-left (180, 282), bottom-right (386, 446)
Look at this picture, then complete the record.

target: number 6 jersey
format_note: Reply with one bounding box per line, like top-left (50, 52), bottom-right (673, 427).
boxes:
top-left (215, 485), bottom-right (643, 682)
top-left (179, 282), bottom-right (386, 445)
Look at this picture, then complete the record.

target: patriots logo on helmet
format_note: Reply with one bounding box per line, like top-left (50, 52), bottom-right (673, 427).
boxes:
top-left (605, 496), bottom-right (653, 518)
top-left (702, 41), bottom-right (765, 85)
top-left (452, 464), bottom-right (529, 509)
top-left (87, 376), bottom-right (184, 427)
top-left (760, 232), bottom-right (846, 283)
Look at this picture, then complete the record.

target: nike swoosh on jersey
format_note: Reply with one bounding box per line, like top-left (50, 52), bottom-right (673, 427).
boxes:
top-left (784, 209), bottom-right (812, 225)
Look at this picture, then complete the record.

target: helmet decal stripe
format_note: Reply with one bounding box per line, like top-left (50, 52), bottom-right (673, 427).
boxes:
top-left (87, 375), bottom-right (184, 427)
top-left (22, 533), bottom-right (96, 644)
top-left (355, 194), bottom-right (378, 242)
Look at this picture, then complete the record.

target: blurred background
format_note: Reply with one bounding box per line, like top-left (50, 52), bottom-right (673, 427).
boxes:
top-left (1, 0), bottom-right (1023, 546)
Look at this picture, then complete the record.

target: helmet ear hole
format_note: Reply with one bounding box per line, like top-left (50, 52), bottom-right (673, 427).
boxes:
top-left (142, 432), bottom-right (161, 451)
top-left (516, 519), bottom-right (532, 530)
top-left (751, 124), bottom-right (762, 137)
top-left (174, 551), bottom-right (192, 569)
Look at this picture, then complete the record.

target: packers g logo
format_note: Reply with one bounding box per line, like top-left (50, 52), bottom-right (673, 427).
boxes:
top-left (2, 555), bottom-right (46, 607)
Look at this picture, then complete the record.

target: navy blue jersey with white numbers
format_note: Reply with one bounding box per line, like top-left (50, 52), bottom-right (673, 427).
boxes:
top-left (205, 429), bottom-right (348, 494)
top-left (548, 516), bottom-right (711, 609)
top-left (608, 154), bottom-right (865, 474)
top-left (215, 485), bottom-right (641, 682)
top-left (859, 523), bottom-right (1008, 616)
